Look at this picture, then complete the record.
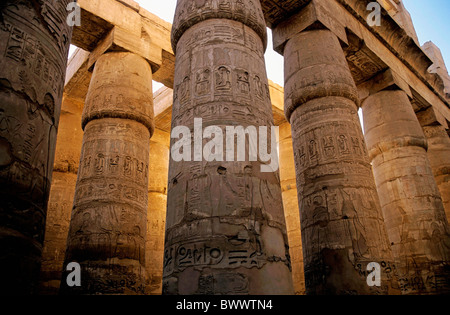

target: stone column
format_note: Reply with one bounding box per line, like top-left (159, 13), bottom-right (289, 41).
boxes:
top-left (420, 122), bottom-right (450, 222)
top-left (146, 129), bottom-right (169, 295)
top-left (283, 29), bottom-right (398, 295)
top-left (0, 0), bottom-right (73, 294)
top-left (61, 52), bottom-right (154, 295)
top-left (279, 122), bottom-right (305, 295)
top-left (40, 96), bottom-right (83, 295)
top-left (163, 0), bottom-right (294, 295)
top-left (362, 89), bottom-right (450, 295)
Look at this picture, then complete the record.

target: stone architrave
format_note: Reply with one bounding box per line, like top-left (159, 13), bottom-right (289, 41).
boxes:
top-left (0, 0), bottom-right (73, 294)
top-left (61, 52), bottom-right (154, 295)
top-left (163, 0), bottom-right (294, 295)
top-left (363, 89), bottom-right (450, 295)
top-left (283, 29), bottom-right (399, 295)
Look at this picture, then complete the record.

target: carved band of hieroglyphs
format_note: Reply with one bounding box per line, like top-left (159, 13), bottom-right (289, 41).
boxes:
top-left (174, 67), bottom-right (271, 107)
top-left (163, 237), bottom-right (268, 276)
top-left (2, 23), bottom-right (64, 98)
top-left (171, 0), bottom-right (267, 52)
top-left (177, 24), bottom-right (265, 59)
top-left (171, 102), bottom-right (273, 129)
top-left (291, 128), bottom-right (369, 172)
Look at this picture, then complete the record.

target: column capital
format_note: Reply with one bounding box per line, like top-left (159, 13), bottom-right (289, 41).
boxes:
top-left (416, 106), bottom-right (449, 129)
top-left (171, 0), bottom-right (268, 54)
top-left (283, 29), bottom-right (359, 123)
top-left (82, 52), bottom-right (155, 136)
top-left (357, 68), bottom-right (412, 102)
top-left (272, 0), bottom-right (348, 55)
top-left (362, 89), bottom-right (428, 160)
top-left (87, 26), bottom-right (164, 74)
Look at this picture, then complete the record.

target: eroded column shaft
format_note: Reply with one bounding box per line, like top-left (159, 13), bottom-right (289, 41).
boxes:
top-left (61, 52), bottom-right (154, 294)
top-left (146, 129), bottom-right (169, 295)
top-left (163, 0), bottom-right (293, 295)
top-left (422, 124), bottom-right (450, 222)
top-left (0, 0), bottom-right (73, 294)
top-left (284, 29), bottom-right (398, 295)
top-left (363, 89), bottom-right (450, 295)
top-left (279, 122), bottom-right (305, 295)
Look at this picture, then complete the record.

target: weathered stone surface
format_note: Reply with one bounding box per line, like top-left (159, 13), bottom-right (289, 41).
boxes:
top-left (423, 41), bottom-right (450, 98)
top-left (61, 52), bottom-right (153, 294)
top-left (363, 89), bottom-right (450, 295)
top-left (40, 96), bottom-right (83, 294)
top-left (279, 123), bottom-right (305, 295)
top-left (170, 0), bottom-right (268, 54)
top-left (282, 28), bottom-right (399, 295)
top-left (163, 0), bottom-right (294, 295)
top-left (40, 172), bottom-right (77, 295)
top-left (379, 0), bottom-right (419, 44)
top-left (260, 0), bottom-right (310, 28)
top-left (0, 0), bottom-right (73, 294)
top-left (422, 125), bottom-right (450, 222)
top-left (146, 128), bottom-right (170, 295)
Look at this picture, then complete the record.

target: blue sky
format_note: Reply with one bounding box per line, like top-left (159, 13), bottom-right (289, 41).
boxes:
top-left (403, 0), bottom-right (450, 70)
top-left (132, 0), bottom-right (450, 89)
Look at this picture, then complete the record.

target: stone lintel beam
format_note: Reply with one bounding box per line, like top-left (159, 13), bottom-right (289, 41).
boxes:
top-left (64, 48), bottom-right (92, 105)
top-left (335, 0), bottom-right (450, 112)
top-left (87, 26), bottom-right (163, 73)
top-left (260, 0), bottom-right (311, 28)
top-left (357, 68), bottom-right (412, 102)
top-left (271, 0), bottom-right (450, 124)
top-left (140, 9), bottom-right (175, 88)
top-left (272, 0), bottom-right (348, 55)
top-left (417, 106), bottom-right (449, 130)
top-left (72, 0), bottom-right (175, 88)
top-left (357, 69), bottom-right (449, 130)
top-left (76, 0), bottom-right (142, 39)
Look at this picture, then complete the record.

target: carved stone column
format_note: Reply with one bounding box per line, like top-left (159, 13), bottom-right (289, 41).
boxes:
top-left (416, 105), bottom-right (450, 222)
top-left (422, 125), bottom-right (450, 221)
top-left (0, 0), bottom-right (73, 294)
top-left (163, 0), bottom-right (294, 295)
top-left (146, 129), bottom-right (169, 295)
top-left (279, 122), bottom-right (305, 295)
top-left (282, 29), bottom-right (398, 295)
top-left (363, 89), bottom-right (450, 295)
top-left (40, 96), bottom-right (83, 295)
top-left (61, 52), bottom-right (154, 294)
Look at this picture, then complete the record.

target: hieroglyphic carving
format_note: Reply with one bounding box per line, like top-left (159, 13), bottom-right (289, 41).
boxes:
top-left (164, 1), bottom-right (293, 295)
top-left (171, 0), bottom-right (267, 53)
top-left (61, 52), bottom-right (153, 295)
top-left (363, 89), bottom-right (450, 295)
top-left (283, 29), bottom-right (399, 295)
top-left (0, 0), bottom-right (73, 294)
